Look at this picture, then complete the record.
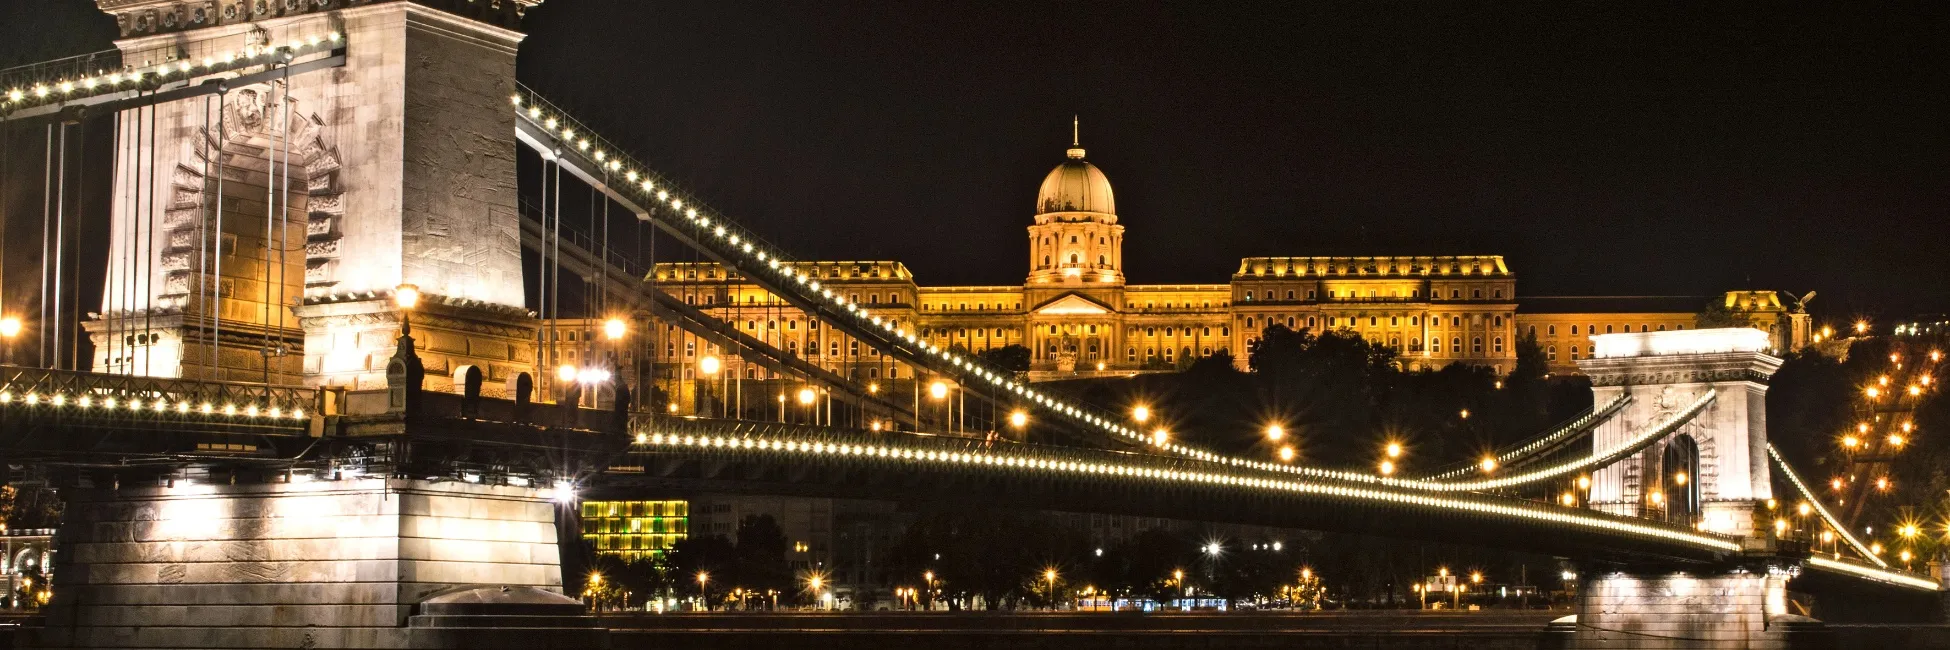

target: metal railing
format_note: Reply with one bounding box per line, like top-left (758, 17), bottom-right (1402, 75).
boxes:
top-left (0, 365), bottom-right (314, 432)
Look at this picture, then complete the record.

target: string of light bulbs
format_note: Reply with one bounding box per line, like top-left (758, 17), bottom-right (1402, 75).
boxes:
top-left (1418, 393), bottom-right (1634, 482)
top-left (1768, 443), bottom-right (1886, 569)
top-left (1, 32), bottom-right (343, 112)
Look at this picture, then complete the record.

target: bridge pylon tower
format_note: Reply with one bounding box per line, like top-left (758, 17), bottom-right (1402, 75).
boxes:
top-left (1579, 328), bottom-right (1782, 538)
top-left (84, 0), bottom-right (539, 396)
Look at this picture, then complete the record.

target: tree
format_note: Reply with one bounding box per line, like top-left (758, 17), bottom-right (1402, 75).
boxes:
top-left (734, 515), bottom-right (792, 593)
top-left (977, 344), bottom-right (1032, 373)
top-left (1695, 298), bottom-right (1747, 328)
top-left (664, 534), bottom-right (738, 607)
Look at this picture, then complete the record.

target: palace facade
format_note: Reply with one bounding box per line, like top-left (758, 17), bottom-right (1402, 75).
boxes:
top-left (571, 136), bottom-right (1809, 399)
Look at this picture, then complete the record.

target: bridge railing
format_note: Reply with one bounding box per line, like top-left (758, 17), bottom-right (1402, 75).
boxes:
top-left (0, 365), bottom-right (314, 433)
top-left (1417, 394), bottom-right (1633, 482)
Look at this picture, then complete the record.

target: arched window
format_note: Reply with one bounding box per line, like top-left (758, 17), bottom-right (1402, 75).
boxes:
top-left (1127, 347), bottom-right (1137, 361)
top-left (1042, 256), bottom-right (1050, 267)
top-left (1547, 345), bottom-right (1558, 361)
top-left (1098, 254), bottom-right (1107, 266)
top-left (1285, 290), bottom-right (1295, 300)
top-left (1451, 337), bottom-right (1462, 353)
top-left (1472, 337), bottom-right (1483, 354)
top-left (1430, 338), bottom-right (1442, 354)
top-left (1494, 337), bottom-right (1505, 354)
top-left (1069, 253), bottom-right (1079, 264)
top-left (1286, 317), bottom-right (1296, 328)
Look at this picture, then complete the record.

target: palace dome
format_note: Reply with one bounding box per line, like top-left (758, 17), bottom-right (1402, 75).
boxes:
top-left (1036, 146), bottom-right (1115, 216)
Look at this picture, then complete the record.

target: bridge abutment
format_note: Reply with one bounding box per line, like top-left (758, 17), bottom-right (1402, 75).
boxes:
top-left (23, 477), bottom-right (598, 649)
top-left (1567, 564), bottom-right (1828, 649)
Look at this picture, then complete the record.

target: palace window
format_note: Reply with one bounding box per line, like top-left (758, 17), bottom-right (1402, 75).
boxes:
top-left (1287, 317), bottom-right (1297, 328)
top-left (1070, 235), bottom-right (1078, 243)
top-left (1451, 289), bottom-right (1461, 299)
top-left (1493, 316), bottom-right (1503, 327)
top-left (1494, 289), bottom-right (1504, 299)
top-left (1390, 316), bottom-right (1399, 326)
top-left (1473, 289), bottom-right (1482, 299)
top-left (1431, 338), bottom-right (1443, 353)
top-left (786, 341), bottom-right (798, 355)
top-left (1548, 345), bottom-right (1557, 361)
top-left (1128, 348), bottom-right (1137, 362)
top-left (1146, 327), bottom-right (1156, 336)
top-left (1245, 316), bottom-right (1255, 328)
top-left (1472, 337), bottom-right (1483, 354)
top-left (1452, 316), bottom-right (1462, 328)
top-left (1410, 337), bottom-right (1422, 351)
top-left (1451, 337), bottom-right (1462, 353)
top-left (1494, 337), bottom-right (1505, 354)
top-left (831, 342), bottom-right (840, 356)
top-left (849, 341), bottom-right (860, 355)
top-left (1389, 337), bottom-right (1400, 349)
top-left (1570, 325), bottom-right (1579, 335)
top-left (1308, 289), bottom-right (1317, 299)
top-left (1202, 327), bottom-right (1211, 336)
top-left (1264, 291), bottom-right (1273, 300)
top-left (1286, 290), bottom-right (1296, 300)
top-left (1606, 325), bottom-right (1614, 334)
top-left (1570, 345), bottom-right (1580, 360)
top-left (1221, 326), bottom-right (1230, 336)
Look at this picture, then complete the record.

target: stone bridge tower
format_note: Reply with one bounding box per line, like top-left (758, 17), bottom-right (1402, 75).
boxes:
top-left (1579, 327), bottom-right (1782, 537)
top-left (88, 0), bottom-right (540, 394)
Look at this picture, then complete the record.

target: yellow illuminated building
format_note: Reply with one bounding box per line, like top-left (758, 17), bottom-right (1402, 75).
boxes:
top-left (621, 131), bottom-right (1810, 395)
top-left (579, 500), bottom-right (688, 561)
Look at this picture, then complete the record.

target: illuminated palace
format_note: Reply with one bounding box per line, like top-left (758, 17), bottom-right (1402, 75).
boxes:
top-left (618, 134), bottom-right (1810, 400)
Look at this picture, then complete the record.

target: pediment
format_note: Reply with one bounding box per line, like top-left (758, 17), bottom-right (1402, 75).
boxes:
top-left (1033, 292), bottom-right (1115, 316)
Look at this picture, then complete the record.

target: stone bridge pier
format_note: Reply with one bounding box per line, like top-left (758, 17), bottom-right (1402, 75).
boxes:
top-left (1557, 328), bottom-right (1826, 649)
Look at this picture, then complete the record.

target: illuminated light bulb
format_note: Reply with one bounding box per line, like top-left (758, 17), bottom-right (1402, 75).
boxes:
top-left (291, 408), bottom-right (303, 419)
top-left (1774, 519), bottom-right (1789, 535)
top-left (1875, 477), bottom-right (1890, 491)
top-left (1278, 446), bottom-right (1296, 462)
top-left (1830, 478), bottom-right (1844, 490)
top-left (1384, 442), bottom-right (1403, 459)
top-left (603, 317), bottom-right (626, 340)
top-left (1480, 456), bottom-right (1497, 473)
top-left (1560, 492), bottom-right (1576, 507)
top-left (1648, 490), bottom-right (1664, 505)
top-left (797, 387), bottom-right (816, 405)
top-left (1907, 385), bottom-right (1921, 396)
top-left (176, 403), bottom-right (189, 414)
top-left (1152, 429), bottom-right (1169, 446)
top-left (1858, 422), bottom-right (1870, 434)
top-left (1009, 411), bottom-right (1028, 429)
top-left (1673, 471), bottom-right (1688, 486)
top-left (246, 405), bottom-right (259, 417)
top-left (104, 397), bottom-right (117, 408)
top-left (1866, 387), bottom-right (1881, 399)
top-left (200, 403), bottom-right (213, 414)
top-left (1878, 376), bottom-right (1890, 386)
top-left (223, 404), bottom-right (237, 415)
top-left (1842, 435), bottom-right (1860, 449)
top-left (1576, 474), bottom-right (1592, 490)
top-left (557, 364), bottom-right (578, 382)
top-left (1132, 405), bottom-right (1150, 423)
top-left (79, 396), bottom-right (92, 408)
top-left (1888, 434), bottom-right (1905, 447)
top-left (1266, 424), bottom-right (1285, 441)
top-left (1377, 460), bottom-right (1395, 476)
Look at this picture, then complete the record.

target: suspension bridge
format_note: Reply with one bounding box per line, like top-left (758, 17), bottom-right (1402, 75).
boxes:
top-left (0, 2), bottom-right (1940, 648)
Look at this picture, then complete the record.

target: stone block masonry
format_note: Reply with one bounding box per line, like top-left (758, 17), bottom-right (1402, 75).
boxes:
top-left (24, 478), bottom-right (564, 649)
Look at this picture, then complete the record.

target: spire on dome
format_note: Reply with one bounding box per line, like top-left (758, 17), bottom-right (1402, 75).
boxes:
top-left (1067, 115), bottom-right (1086, 160)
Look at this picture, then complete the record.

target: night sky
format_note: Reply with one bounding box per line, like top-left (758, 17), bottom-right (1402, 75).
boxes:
top-left (5, 1), bottom-right (1948, 319)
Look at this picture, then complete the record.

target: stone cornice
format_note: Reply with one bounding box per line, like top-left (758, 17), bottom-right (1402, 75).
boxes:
top-left (1579, 351), bottom-right (1782, 388)
top-left (97, 0), bottom-right (544, 38)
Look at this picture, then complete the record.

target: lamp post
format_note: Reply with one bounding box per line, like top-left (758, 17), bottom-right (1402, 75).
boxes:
top-left (1043, 569), bottom-right (1059, 610)
top-left (698, 354), bottom-right (722, 417)
top-left (0, 315), bottom-right (20, 365)
top-left (923, 571), bottom-right (935, 611)
top-left (1173, 569), bottom-right (1185, 610)
top-left (394, 284), bottom-right (420, 339)
top-left (696, 572), bottom-right (710, 611)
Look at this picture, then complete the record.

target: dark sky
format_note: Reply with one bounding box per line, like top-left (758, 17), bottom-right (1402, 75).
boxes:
top-left (6, 1), bottom-right (1949, 320)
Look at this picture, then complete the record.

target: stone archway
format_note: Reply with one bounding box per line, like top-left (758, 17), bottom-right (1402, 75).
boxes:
top-left (148, 82), bottom-right (344, 381)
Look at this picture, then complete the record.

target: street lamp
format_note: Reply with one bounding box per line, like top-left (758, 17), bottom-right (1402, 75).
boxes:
top-left (1480, 456), bottom-right (1498, 473)
top-left (0, 315), bottom-right (19, 364)
top-left (1278, 446), bottom-right (1296, 462)
top-left (1043, 568), bottom-right (1059, 609)
top-left (696, 572), bottom-right (710, 610)
top-left (923, 571), bottom-right (935, 610)
top-left (395, 284), bottom-right (420, 339)
top-left (1265, 423), bottom-right (1285, 442)
top-left (798, 387), bottom-right (816, 405)
top-left (1009, 410), bottom-right (1028, 429)
top-left (603, 317), bottom-right (626, 341)
top-left (1132, 404), bottom-right (1151, 423)
top-left (699, 355), bottom-right (722, 376)
top-left (928, 381), bottom-right (949, 400)
top-left (1384, 442), bottom-right (1403, 459)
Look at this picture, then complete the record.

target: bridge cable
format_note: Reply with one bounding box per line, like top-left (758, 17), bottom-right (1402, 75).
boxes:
top-left (1767, 443), bottom-right (1885, 568)
top-left (38, 123), bottom-right (52, 368)
top-left (1386, 389), bottom-right (1716, 493)
top-left (212, 88), bottom-right (229, 381)
top-left (1417, 393), bottom-right (1633, 482)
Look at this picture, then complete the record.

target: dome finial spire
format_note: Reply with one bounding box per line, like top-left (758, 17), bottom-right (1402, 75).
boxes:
top-left (1066, 115), bottom-right (1086, 159)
